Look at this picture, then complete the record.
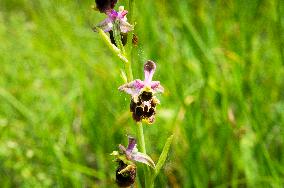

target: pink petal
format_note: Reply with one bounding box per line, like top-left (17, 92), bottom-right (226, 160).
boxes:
top-left (97, 17), bottom-right (113, 32)
top-left (126, 137), bottom-right (136, 153)
top-left (131, 152), bottom-right (155, 168)
top-left (108, 9), bottom-right (118, 20)
top-left (118, 10), bottom-right (128, 19)
top-left (118, 79), bottom-right (144, 96)
top-left (151, 81), bottom-right (164, 93)
top-left (119, 20), bottom-right (134, 33)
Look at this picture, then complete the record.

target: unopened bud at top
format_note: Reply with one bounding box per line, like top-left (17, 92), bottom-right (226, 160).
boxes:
top-left (95, 0), bottom-right (118, 13)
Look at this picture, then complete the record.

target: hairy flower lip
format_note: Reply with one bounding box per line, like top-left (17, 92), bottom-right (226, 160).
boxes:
top-left (116, 161), bottom-right (136, 187)
top-left (130, 93), bottom-right (159, 124)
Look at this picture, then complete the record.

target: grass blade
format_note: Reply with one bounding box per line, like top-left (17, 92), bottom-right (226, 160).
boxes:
top-left (154, 134), bottom-right (174, 176)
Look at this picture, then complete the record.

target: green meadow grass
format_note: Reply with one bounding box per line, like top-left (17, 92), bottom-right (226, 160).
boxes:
top-left (0, 0), bottom-right (283, 187)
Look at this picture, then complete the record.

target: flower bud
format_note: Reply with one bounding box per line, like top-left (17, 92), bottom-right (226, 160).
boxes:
top-left (132, 34), bottom-right (139, 46)
top-left (95, 0), bottom-right (118, 13)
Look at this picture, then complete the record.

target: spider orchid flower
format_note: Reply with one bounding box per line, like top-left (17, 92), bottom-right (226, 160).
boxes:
top-left (111, 136), bottom-right (155, 187)
top-left (119, 60), bottom-right (164, 124)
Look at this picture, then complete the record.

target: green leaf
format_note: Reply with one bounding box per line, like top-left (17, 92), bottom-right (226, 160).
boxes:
top-left (120, 69), bottom-right (128, 83)
top-left (96, 27), bottom-right (129, 64)
top-left (96, 27), bottom-right (120, 54)
top-left (154, 134), bottom-right (174, 176)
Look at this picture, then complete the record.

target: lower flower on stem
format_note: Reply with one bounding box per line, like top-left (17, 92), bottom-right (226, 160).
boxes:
top-left (111, 136), bottom-right (155, 187)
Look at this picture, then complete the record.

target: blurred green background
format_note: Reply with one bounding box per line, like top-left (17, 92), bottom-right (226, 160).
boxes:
top-left (0, 0), bottom-right (284, 187)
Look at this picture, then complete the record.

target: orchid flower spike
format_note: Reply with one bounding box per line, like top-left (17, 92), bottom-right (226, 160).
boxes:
top-left (96, 6), bottom-right (134, 34)
top-left (119, 60), bottom-right (164, 124)
top-left (111, 136), bottom-right (155, 187)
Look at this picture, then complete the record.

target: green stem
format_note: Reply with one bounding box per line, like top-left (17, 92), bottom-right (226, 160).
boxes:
top-left (125, 0), bottom-right (135, 82)
top-left (113, 22), bottom-right (133, 82)
top-left (137, 122), bottom-right (146, 153)
top-left (125, 61), bottom-right (133, 81)
top-left (128, 2), bottom-right (150, 186)
top-left (96, 27), bottom-right (120, 55)
top-left (128, 0), bottom-right (134, 23)
top-left (137, 122), bottom-right (149, 187)
top-left (96, 27), bottom-right (128, 65)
